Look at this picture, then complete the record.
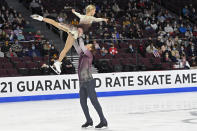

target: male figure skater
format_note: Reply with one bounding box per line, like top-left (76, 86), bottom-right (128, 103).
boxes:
top-left (73, 37), bottom-right (108, 129)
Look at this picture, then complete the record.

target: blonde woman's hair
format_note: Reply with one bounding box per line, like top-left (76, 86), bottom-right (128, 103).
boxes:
top-left (85, 5), bottom-right (96, 14)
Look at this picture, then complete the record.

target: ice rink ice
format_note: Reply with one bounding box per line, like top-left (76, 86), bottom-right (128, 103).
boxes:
top-left (1, 92), bottom-right (197, 131)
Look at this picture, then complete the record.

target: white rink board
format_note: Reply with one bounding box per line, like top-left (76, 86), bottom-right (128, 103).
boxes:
top-left (0, 69), bottom-right (197, 102)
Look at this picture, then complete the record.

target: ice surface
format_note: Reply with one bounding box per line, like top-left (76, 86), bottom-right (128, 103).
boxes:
top-left (1, 92), bottom-right (197, 131)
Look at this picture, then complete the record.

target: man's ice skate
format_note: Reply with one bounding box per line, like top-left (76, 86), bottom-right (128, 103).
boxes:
top-left (95, 121), bottom-right (108, 129)
top-left (50, 61), bottom-right (62, 75)
top-left (81, 121), bottom-right (93, 128)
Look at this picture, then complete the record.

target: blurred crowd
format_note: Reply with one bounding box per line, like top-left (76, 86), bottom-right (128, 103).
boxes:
top-left (1, 0), bottom-right (197, 77)
top-left (182, 4), bottom-right (197, 22)
top-left (0, 0), bottom-right (75, 76)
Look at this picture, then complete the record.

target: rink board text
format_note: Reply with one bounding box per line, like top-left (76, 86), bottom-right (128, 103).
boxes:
top-left (0, 69), bottom-right (197, 102)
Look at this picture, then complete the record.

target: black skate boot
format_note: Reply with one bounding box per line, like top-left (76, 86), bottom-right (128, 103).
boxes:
top-left (81, 121), bottom-right (93, 128)
top-left (95, 121), bottom-right (108, 129)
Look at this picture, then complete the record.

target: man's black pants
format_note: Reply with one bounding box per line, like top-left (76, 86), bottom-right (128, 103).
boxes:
top-left (79, 79), bottom-right (106, 123)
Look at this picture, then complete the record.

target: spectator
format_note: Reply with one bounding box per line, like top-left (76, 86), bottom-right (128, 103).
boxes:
top-left (138, 42), bottom-right (146, 57)
top-left (146, 43), bottom-right (157, 54)
top-left (28, 44), bottom-right (41, 57)
top-left (49, 44), bottom-right (59, 58)
top-left (71, 18), bottom-right (79, 25)
top-left (164, 10), bottom-right (172, 19)
top-left (182, 6), bottom-right (189, 18)
top-left (57, 13), bottom-right (64, 23)
top-left (175, 51), bottom-right (181, 62)
top-left (17, 13), bottom-right (25, 26)
top-left (187, 44), bottom-right (197, 57)
top-left (14, 25), bottom-right (23, 36)
top-left (21, 47), bottom-right (29, 57)
top-left (174, 36), bottom-right (180, 47)
top-left (109, 44), bottom-right (118, 56)
top-left (11, 39), bottom-right (23, 56)
top-left (26, 32), bottom-right (35, 41)
top-left (163, 52), bottom-right (172, 62)
top-left (185, 30), bottom-right (193, 38)
top-left (49, 52), bottom-right (58, 65)
top-left (179, 24), bottom-right (187, 34)
top-left (34, 30), bottom-right (42, 41)
top-left (6, 47), bottom-right (17, 58)
top-left (96, 26), bottom-right (103, 35)
top-left (156, 36), bottom-right (164, 48)
top-left (112, 3), bottom-right (121, 13)
top-left (1, 41), bottom-right (10, 52)
top-left (164, 24), bottom-right (173, 33)
top-left (61, 58), bottom-right (75, 74)
top-left (9, 31), bottom-right (17, 41)
top-left (180, 55), bottom-right (190, 69)
top-left (145, 37), bottom-right (152, 47)
top-left (0, 29), bottom-right (6, 41)
top-left (29, 0), bottom-right (41, 14)
top-left (166, 37), bottom-right (174, 48)
top-left (0, 47), bottom-right (4, 57)
top-left (41, 63), bottom-right (50, 75)
top-left (171, 48), bottom-right (180, 62)
top-left (93, 40), bottom-right (100, 50)
top-left (179, 45), bottom-right (186, 57)
top-left (123, 17), bottom-right (131, 27)
top-left (190, 8), bottom-right (197, 20)
top-left (42, 41), bottom-right (50, 55)
top-left (151, 21), bottom-right (158, 30)
top-left (100, 46), bottom-right (108, 56)
top-left (190, 56), bottom-right (197, 67)
top-left (127, 44), bottom-right (134, 54)
top-left (17, 30), bottom-right (25, 41)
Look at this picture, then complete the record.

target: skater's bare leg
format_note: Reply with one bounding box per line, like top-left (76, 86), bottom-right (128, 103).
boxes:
top-left (57, 33), bottom-right (75, 62)
top-left (43, 18), bottom-right (69, 33)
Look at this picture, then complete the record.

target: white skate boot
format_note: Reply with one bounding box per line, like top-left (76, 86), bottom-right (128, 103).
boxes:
top-left (31, 14), bottom-right (43, 21)
top-left (50, 61), bottom-right (62, 75)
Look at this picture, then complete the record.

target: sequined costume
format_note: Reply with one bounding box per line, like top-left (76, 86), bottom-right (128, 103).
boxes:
top-left (58, 11), bottom-right (106, 39)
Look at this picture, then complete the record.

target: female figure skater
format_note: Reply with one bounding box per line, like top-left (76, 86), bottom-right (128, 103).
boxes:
top-left (73, 37), bottom-right (108, 129)
top-left (31, 5), bottom-right (108, 74)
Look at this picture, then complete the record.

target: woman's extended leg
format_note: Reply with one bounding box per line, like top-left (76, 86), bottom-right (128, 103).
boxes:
top-left (43, 18), bottom-right (69, 33)
top-left (31, 15), bottom-right (77, 74)
top-left (58, 33), bottom-right (75, 62)
top-left (43, 18), bottom-right (76, 62)
top-left (51, 33), bottom-right (75, 74)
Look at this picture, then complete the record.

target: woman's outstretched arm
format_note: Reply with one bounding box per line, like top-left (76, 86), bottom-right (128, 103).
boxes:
top-left (90, 16), bottom-right (108, 23)
top-left (72, 9), bottom-right (83, 18)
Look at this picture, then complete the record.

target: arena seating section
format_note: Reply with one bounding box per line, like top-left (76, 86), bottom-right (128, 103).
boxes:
top-left (0, 0), bottom-right (76, 77)
top-left (0, 0), bottom-right (197, 77)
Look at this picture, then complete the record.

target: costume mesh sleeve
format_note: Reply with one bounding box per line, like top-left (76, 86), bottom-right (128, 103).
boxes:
top-left (73, 40), bottom-right (82, 55)
top-left (79, 37), bottom-right (88, 52)
top-left (73, 11), bottom-right (83, 19)
top-left (90, 16), bottom-right (105, 22)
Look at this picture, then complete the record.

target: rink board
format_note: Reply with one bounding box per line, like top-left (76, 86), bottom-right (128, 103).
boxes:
top-left (0, 69), bottom-right (197, 103)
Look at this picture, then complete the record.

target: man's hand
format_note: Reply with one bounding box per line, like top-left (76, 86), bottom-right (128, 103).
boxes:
top-left (72, 9), bottom-right (75, 13)
top-left (103, 18), bottom-right (108, 23)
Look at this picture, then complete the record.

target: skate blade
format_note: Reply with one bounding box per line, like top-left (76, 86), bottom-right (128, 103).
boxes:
top-left (81, 126), bottom-right (93, 130)
top-left (50, 65), bottom-right (61, 75)
top-left (95, 126), bottom-right (108, 130)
